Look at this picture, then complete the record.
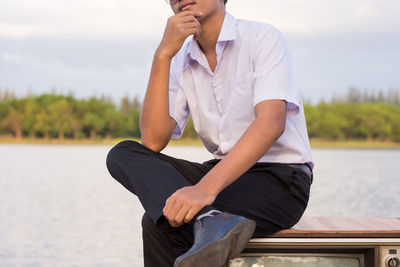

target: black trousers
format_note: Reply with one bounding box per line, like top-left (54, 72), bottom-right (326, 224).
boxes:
top-left (106, 140), bottom-right (311, 267)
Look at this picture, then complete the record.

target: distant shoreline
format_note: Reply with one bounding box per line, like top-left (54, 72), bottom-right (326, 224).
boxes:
top-left (309, 139), bottom-right (400, 149)
top-left (1, 137), bottom-right (400, 149)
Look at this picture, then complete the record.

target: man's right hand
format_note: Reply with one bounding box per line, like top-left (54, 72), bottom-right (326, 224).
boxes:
top-left (157, 11), bottom-right (203, 59)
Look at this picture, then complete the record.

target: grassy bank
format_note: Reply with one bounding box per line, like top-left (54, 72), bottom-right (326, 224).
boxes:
top-left (309, 139), bottom-right (400, 149)
top-left (1, 136), bottom-right (400, 149)
top-left (0, 136), bottom-right (204, 146)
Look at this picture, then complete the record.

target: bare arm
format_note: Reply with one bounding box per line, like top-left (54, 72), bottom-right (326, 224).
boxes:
top-left (163, 99), bottom-right (287, 226)
top-left (140, 11), bottom-right (202, 152)
top-left (139, 52), bottom-right (177, 152)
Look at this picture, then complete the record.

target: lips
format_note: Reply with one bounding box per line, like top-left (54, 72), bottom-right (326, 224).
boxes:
top-left (180, 2), bottom-right (195, 12)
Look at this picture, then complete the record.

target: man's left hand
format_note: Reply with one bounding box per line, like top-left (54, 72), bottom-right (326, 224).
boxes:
top-left (163, 184), bottom-right (216, 227)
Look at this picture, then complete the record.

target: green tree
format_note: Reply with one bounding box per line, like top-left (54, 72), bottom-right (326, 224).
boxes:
top-left (123, 108), bottom-right (141, 137)
top-left (70, 118), bottom-right (83, 139)
top-left (48, 99), bottom-right (73, 140)
top-left (83, 112), bottom-right (105, 139)
top-left (34, 108), bottom-right (52, 139)
top-left (2, 107), bottom-right (24, 139)
top-left (23, 99), bottom-right (40, 138)
top-left (121, 96), bottom-right (131, 116)
top-left (104, 107), bottom-right (123, 138)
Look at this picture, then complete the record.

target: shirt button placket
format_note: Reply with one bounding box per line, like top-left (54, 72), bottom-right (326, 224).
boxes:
top-left (212, 76), bottom-right (224, 114)
top-left (218, 102), bottom-right (224, 113)
top-left (212, 74), bottom-right (225, 152)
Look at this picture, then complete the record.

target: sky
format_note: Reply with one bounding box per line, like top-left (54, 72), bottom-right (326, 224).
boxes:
top-left (0, 0), bottom-right (399, 103)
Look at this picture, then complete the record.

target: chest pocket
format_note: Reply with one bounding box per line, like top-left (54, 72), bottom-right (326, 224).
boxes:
top-left (228, 72), bottom-right (255, 122)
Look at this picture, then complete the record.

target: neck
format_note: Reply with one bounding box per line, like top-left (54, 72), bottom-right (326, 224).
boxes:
top-left (196, 9), bottom-right (226, 54)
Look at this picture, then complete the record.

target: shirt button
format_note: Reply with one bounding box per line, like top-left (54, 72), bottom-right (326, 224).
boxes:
top-left (212, 79), bottom-right (219, 87)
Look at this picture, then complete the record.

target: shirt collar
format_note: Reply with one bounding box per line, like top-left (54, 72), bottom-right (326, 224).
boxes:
top-left (217, 12), bottom-right (237, 42)
top-left (184, 12), bottom-right (237, 70)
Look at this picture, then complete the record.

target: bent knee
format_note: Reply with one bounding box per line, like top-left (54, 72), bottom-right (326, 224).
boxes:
top-left (106, 140), bottom-right (141, 165)
top-left (106, 140), bottom-right (137, 174)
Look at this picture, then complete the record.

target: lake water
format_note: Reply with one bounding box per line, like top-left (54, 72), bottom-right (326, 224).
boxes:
top-left (0, 144), bottom-right (399, 267)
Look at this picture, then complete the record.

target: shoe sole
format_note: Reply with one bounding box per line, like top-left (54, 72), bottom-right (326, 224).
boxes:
top-left (174, 218), bottom-right (256, 267)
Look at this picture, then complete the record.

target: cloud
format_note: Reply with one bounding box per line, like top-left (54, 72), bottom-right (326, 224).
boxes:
top-left (230, 0), bottom-right (400, 35)
top-left (2, 52), bottom-right (24, 62)
top-left (0, 39), bottom-right (153, 100)
top-left (0, 0), bottom-right (171, 39)
top-left (0, 22), bottom-right (54, 39)
top-left (0, 0), bottom-right (399, 40)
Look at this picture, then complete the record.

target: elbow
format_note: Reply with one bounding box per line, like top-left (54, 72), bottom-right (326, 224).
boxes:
top-left (139, 123), bottom-right (167, 153)
top-left (269, 119), bottom-right (286, 141)
top-left (258, 121), bottom-right (285, 143)
top-left (140, 138), bottom-right (166, 153)
top-left (277, 120), bottom-right (286, 137)
top-left (256, 115), bottom-right (286, 141)
top-left (139, 123), bottom-right (172, 153)
top-left (140, 127), bottom-right (170, 153)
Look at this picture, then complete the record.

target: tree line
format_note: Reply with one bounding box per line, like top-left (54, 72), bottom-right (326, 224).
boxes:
top-left (0, 88), bottom-right (399, 142)
top-left (304, 88), bottom-right (400, 141)
top-left (0, 91), bottom-right (141, 140)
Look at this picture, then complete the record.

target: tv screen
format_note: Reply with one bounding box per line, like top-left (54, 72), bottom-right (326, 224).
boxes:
top-left (229, 255), bottom-right (361, 267)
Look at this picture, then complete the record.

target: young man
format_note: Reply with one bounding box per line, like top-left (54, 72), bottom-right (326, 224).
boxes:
top-left (106, 0), bottom-right (313, 266)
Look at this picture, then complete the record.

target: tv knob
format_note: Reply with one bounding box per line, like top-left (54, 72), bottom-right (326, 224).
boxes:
top-left (386, 256), bottom-right (399, 267)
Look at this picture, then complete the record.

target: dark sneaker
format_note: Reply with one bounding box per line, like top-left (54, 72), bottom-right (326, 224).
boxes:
top-left (174, 212), bottom-right (256, 267)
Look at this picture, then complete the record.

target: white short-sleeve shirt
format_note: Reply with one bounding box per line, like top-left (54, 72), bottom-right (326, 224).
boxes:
top-left (169, 12), bottom-right (313, 168)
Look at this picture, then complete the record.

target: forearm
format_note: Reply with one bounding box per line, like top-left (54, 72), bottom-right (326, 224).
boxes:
top-left (197, 101), bottom-right (286, 196)
top-left (140, 11), bottom-right (202, 152)
top-left (140, 50), bottom-right (174, 150)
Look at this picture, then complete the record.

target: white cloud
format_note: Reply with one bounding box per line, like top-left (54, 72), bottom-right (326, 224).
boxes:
top-left (229, 0), bottom-right (400, 35)
top-left (0, 22), bottom-right (54, 39)
top-left (2, 52), bottom-right (24, 62)
top-left (0, 46), bottom-right (149, 100)
top-left (0, 0), bottom-right (171, 39)
top-left (0, 0), bottom-right (399, 40)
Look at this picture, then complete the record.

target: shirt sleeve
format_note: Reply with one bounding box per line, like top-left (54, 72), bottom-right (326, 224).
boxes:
top-left (252, 27), bottom-right (301, 116)
top-left (169, 64), bottom-right (190, 139)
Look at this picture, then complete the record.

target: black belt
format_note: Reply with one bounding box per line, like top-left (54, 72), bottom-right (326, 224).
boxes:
top-left (288, 164), bottom-right (313, 184)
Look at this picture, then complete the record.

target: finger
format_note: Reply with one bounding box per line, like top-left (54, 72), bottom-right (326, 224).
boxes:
top-left (177, 15), bottom-right (199, 23)
top-left (168, 218), bottom-right (179, 227)
top-left (180, 17), bottom-right (201, 32)
top-left (184, 205), bottom-right (202, 223)
top-left (175, 16), bottom-right (201, 35)
top-left (168, 199), bottom-right (184, 222)
top-left (176, 10), bottom-right (203, 18)
top-left (195, 18), bottom-right (201, 29)
top-left (182, 21), bottom-right (201, 33)
top-left (163, 195), bottom-right (176, 218)
top-left (174, 204), bottom-right (191, 225)
top-left (183, 28), bottom-right (201, 39)
top-left (181, 22), bottom-right (200, 30)
top-left (182, 25), bottom-right (201, 34)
